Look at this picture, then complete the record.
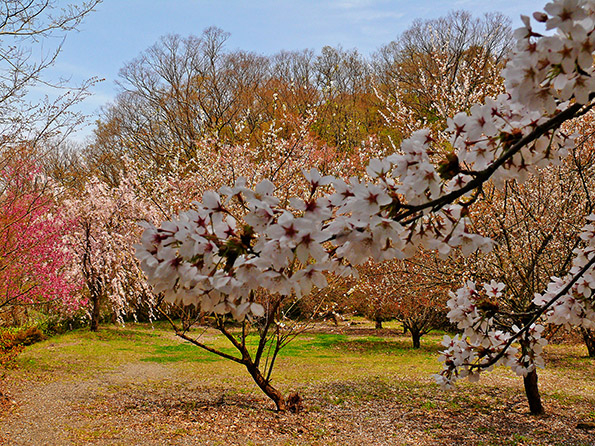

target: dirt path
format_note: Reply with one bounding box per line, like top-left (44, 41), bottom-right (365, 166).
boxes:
top-left (0, 362), bottom-right (181, 445)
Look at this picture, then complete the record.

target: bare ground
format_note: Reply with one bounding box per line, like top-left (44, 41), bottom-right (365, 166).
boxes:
top-left (1, 357), bottom-right (595, 446)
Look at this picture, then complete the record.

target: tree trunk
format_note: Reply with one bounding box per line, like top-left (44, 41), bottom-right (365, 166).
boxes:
top-left (209, 315), bottom-right (287, 412)
top-left (411, 330), bottom-right (421, 349)
top-left (581, 328), bottom-right (595, 357)
top-left (375, 319), bottom-right (383, 329)
top-left (523, 369), bottom-right (544, 415)
top-left (90, 290), bottom-right (101, 332)
top-left (245, 362), bottom-right (285, 411)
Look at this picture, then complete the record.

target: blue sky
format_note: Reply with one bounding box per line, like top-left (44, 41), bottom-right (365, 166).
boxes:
top-left (42, 0), bottom-right (548, 140)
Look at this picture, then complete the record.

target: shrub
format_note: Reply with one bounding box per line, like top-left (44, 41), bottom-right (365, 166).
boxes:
top-left (0, 326), bottom-right (45, 370)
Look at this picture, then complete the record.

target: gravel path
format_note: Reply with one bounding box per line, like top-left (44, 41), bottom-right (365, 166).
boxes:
top-left (0, 363), bottom-right (181, 445)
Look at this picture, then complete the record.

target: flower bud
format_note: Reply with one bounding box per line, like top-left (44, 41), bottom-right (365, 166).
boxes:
top-left (532, 11), bottom-right (548, 22)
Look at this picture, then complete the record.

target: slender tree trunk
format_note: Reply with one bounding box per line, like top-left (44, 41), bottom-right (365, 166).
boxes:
top-left (523, 369), bottom-right (544, 415)
top-left (410, 330), bottom-right (421, 349)
top-left (211, 316), bottom-right (287, 412)
top-left (83, 224), bottom-right (101, 333)
top-left (90, 290), bottom-right (101, 332)
top-left (245, 361), bottom-right (286, 411)
top-left (581, 328), bottom-right (595, 357)
top-left (375, 319), bottom-right (383, 329)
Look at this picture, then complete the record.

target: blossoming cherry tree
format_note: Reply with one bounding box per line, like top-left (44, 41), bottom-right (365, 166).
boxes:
top-left (137, 0), bottom-right (595, 413)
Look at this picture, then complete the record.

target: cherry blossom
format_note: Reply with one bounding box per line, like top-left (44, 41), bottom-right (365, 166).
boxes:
top-left (137, 0), bottom-right (595, 412)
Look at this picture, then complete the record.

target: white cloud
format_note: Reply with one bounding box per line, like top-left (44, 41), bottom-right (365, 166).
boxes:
top-left (331, 0), bottom-right (392, 11)
top-left (345, 10), bottom-right (405, 21)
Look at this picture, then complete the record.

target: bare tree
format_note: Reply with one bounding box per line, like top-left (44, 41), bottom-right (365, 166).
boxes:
top-left (0, 0), bottom-right (100, 150)
top-left (91, 28), bottom-right (275, 174)
top-left (355, 251), bottom-right (455, 346)
top-left (373, 10), bottom-right (512, 125)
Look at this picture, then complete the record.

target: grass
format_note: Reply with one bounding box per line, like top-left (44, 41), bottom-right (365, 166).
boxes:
top-left (16, 326), bottom-right (163, 378)
top-left (4, 320), bottom-right (595, 445)
top-left (18, 321), bottom-right (440, 380)
top-left (13, 320), bottom-right (590, 387)
top-left (140, 343), bottom-right (221, 364)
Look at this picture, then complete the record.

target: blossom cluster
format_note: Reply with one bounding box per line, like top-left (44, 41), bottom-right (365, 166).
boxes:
top-left (446, 94), bottom-right (573, 185)
top-left (433, 0), bottom-right (595, 388)
top-left (533, 214), bottom-right (595, 327)
top-left (435, 281), bottom-right (548, 388)
top-left (436, 210), bottom-right (595, 388)
top-left (504, 0), bottom-right (595, 112)
top-left (135, 163), bottom-right (491, 320)
top-left (65, 175), bottom-right (158, 322)
top-left (0, 161), bottom-right (83, 314)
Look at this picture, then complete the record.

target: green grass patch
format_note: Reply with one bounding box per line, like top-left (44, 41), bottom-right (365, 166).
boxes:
top-left (141, 343), bottom-right (220, 364)
top-left (12, 322), bottom-right (446, 386)
top-left (11, 322), bottom-right (594, 405)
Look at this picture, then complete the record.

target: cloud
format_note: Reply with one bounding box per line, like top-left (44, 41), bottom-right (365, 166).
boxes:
top-left (329, 0), bottom-right (405, 24)
top-left (81, 90), bottom-right (115, 108)
top-left (332, 0), bottom-right (374, 10)
top-left (346, 10), bottom-right (405, 21)
top-left (331, 0), bottom-right (393, 12)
